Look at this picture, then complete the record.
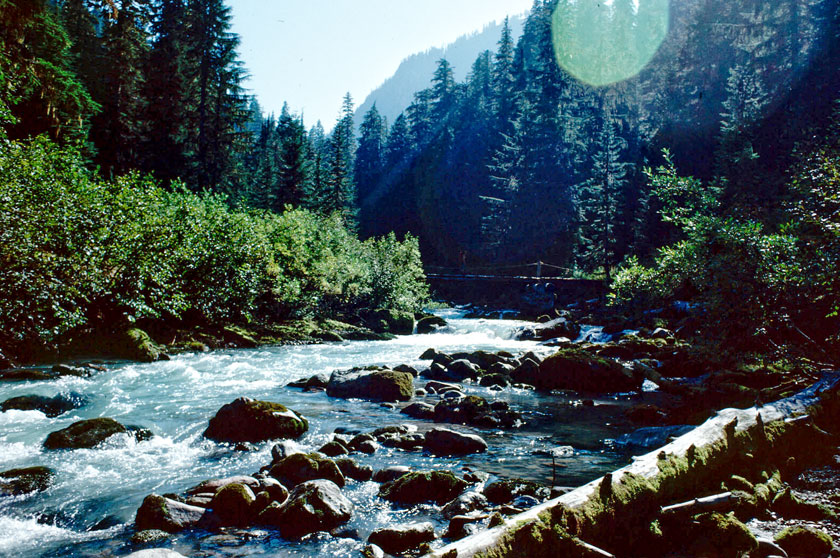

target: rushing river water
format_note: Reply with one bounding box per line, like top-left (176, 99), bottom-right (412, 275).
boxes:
top-left (0, 310), bottom-right (658, 558)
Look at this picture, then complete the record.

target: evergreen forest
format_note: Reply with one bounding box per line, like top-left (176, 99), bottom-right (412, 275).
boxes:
top-left (1, 0), bottom-right (840, 365)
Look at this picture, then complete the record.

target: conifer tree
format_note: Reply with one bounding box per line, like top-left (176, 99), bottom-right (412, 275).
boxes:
top-left (145, 0), bottom-right (191, 184)
top-left (92, 0), bottom-right (152, 175)
top-left (0, 0), bottom-right (97, 143)
top-left (355, 104), bottom-right (387, 206)
top-left (576, 108), bottom-right (631, 277)
top-left (323, 93), bottom-right (357, 220)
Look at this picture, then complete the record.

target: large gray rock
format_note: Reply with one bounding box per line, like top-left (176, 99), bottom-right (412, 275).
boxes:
top-left (401, 402), bottom-right (436, 420)
top-left (379, 471), bottom-right (468, 505)
top-left (203, 397), bottom-right (308, 443)
top-left (187, 475), bottom-right (261, 495)
top-left (135, 494), bottom-right (209, 533)
top-left (446, 359), bottom-right (479, 381)
top-left (43, 418), bottom-right (134, 449)
top-left (269, 452), bottom-right (345, 488)
top-left (326, 368), bottom-right (414, 402)
top-left (0, 466), bottom-right (53, 496)
top-left (258, 479), bottom-right (353, 539)
top-left (1, 393), bottom-right (83, 417)
top-left (442, 490), bottom-right (489, 519)
top-left (368, 522), bottom-right (436, 554)
top-left (512, 347), bottom-right (641, 393)
top-left (424, 428), bottom-right (488, 456)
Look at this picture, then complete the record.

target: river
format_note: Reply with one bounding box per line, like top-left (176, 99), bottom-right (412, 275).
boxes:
top-left (0, 309), bottom-right (657, 557)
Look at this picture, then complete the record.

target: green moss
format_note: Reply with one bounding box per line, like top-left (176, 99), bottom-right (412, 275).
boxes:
top-left (379, 471), bottom-right (468, 505)
top-left (776, 526), bottom-right (834, 557)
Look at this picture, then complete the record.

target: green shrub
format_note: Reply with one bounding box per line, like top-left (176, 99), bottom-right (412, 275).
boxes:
top-left (0, 137), bottom-right (428, 358)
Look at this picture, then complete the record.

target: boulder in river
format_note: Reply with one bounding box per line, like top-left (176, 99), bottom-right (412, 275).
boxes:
top-left (372, 466), bottom-right (411, 484)
top-left (446, 359), bottom-right (479, 381)
top-left (334, 458), bottom-right (373, 482)
top-left (0, 466), bottom-right (53, 496)
top-left (379, 471), bottom-right (468, 505)
top-left (483, 478), bottom-right (549, 505)
top-left (326, 368), bottom-right (413, 402)
top-left (416, 315), bottom-right (447, 334)
top-left (514, 316), bottom-right (581, 342)
top-left (434, 395), bottom-right (520, 428)
top-left (186, 475), bottom-right (261, 496)
top-left (424, 427), bottom-right (488, 456)
top-left (210, 482), bottom-right (255, 527)
top-left (135, 494), bottom-right (209, 533)
top-left (512, 347), bottom-right (641, 393)
top-left (401, 402), bottom-right (436, 420)
top-left (269, 452), bottom-right (345, 488)
top-left (258, 479), bottom-right (353, 539)
top-left (203, 397), bottom-right (308, 443)
top-left (43, 417), bottom-right (139, 449)
top-left (1, 393), bottom-right (84, 417)
top-left (441, 490), bottom-right (489, 519)
top-left (368, 522), bottom-right (436, 555)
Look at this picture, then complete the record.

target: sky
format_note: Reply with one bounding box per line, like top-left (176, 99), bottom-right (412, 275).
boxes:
top-left (228, 0), bottom-right (534, 128)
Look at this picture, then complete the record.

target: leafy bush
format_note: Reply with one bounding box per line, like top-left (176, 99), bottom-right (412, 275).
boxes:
top-left (0, 137), bottom-right (428, 357)
top-left (609, 150), bottom-right (804, 346)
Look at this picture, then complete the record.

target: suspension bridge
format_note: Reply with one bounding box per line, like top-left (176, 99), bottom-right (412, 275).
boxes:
top-left (425, 261), bottom-right (607, 308)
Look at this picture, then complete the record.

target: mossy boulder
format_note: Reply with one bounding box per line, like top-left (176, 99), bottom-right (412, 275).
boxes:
top-left (1, 393), bottom-right (83, 417)
top-left (269, 452), bottom-right (345, 488)
top-left (134, 494), bottom-right (207, 533)
top-left (120, 328), bottom-right (164, 362)
top-left (129, 529), bottom-right (170, 546)
top-left (326, 368), bottom-right (414, 402)
top-left (688, 512), bottom-right (758, 557)
top-left (364, 309), bottom-right (415, 335)
top-left (514, 347), bottom-right (641, 393)
top-left (368, 522), bottom-right (436, 555)
top-left (203, 397), bottom-right (308, 443)
top-left (43, 417), bottom-right (133, 449)
top-left (483, 478), bottom-right (548, 505)
top-left (0, 466), bottom-right (53, 495)
top-left (379, 471), bottom-right (468, 506)
top-left (258, 479), bottom-right (353, 539)
top-left (775, 526), bottom-right (834, 557)
top-left (210, 482), bottom-right (255, 527)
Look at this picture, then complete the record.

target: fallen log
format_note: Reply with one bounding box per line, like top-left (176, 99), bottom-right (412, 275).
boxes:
top-left (426, 372), bottom-right (840, 558)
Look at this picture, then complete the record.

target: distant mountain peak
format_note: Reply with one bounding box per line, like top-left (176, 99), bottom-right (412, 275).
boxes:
top-left (354, 15), bottom-right (526, 130)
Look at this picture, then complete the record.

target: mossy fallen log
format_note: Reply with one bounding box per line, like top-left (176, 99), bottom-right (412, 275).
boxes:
top-left (426, 372), bottom-right (840, 558)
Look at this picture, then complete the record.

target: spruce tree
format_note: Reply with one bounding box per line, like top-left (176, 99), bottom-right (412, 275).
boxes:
top-left (0, 0), bottom-right (97, 143)
top-left (323, 93), bottom-right (357, 220)
top-left (355, 104), bottom-right (387, 206)
top-left (576, 108), bottom-right (631, 277)
top-left (92, 0), bottom-right (152, 175)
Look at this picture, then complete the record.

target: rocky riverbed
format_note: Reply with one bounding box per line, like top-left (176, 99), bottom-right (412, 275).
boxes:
top-left (1, 307), bottom-right (835, 557)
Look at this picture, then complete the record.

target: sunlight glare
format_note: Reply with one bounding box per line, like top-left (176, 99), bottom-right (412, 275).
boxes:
top-left (551, 0), bottom-right (669, 87)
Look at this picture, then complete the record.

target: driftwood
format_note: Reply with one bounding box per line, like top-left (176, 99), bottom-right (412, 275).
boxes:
top-left (660, 491), bottom-right (737, 515)
top-left (425, 372), bottom-right (840, 558)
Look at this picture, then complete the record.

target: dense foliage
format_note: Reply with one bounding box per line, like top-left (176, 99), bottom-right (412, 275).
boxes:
top-left (611, 113), bottom-right (840, 359)
top-left (0, 137), bottom-right (427, 358)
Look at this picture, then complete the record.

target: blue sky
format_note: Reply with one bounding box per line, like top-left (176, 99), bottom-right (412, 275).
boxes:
top-left (228, 0), bottom-right (533, 128)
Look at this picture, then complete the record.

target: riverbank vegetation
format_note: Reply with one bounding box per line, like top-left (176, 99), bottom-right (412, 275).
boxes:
top-left (0, 136), bottom-right (427, 363)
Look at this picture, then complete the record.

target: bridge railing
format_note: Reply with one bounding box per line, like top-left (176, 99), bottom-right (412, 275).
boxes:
top-left (425, 261), bottom-right (577, 280)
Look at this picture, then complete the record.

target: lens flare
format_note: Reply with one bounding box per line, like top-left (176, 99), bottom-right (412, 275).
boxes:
top-left (552, 0), bottom-right (669, 87)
